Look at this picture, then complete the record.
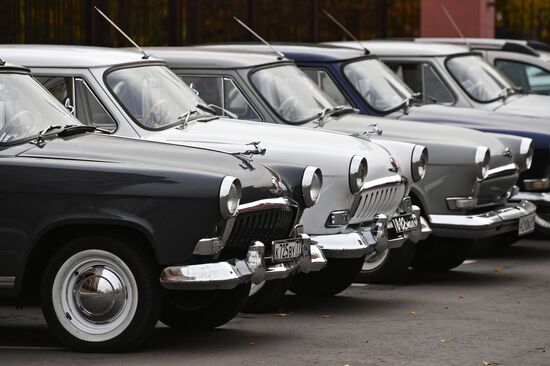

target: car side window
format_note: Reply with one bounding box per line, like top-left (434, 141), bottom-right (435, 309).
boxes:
top-left (35, 76), bottom-right (74, 106)
top-left (302, 68), bottom-right (351, 107)
top-left (74, 78), bottom-right (117, 131)
top-left (386, 62), bottom-right (455, 105)
top-left (495, 59), bottom-right (550, 95)
top-left (180, 75), bottom-right (261, 121)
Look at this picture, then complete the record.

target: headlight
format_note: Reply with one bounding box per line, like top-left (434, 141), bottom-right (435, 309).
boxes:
top-left (475, 146), bottom-right (491, 179)
top-left (520, 137), bottom-right (534, 170)
top-left (411, 145), bottom-right (428, 182)
top-left (302, 166), bottom-right (323, 207)
top-left (349, 156), bottom-right (368, 194)
top-left (219, 176), bottom-right (241, 219)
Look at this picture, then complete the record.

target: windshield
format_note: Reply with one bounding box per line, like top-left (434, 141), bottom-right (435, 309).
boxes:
top-left (250, 65), bottom-right (336, 123)
top-left (344, 58), bottom-right (414, 112)
top-left (105, 65), bottom-right (212, 130)
top-left (446, 55), bottom-right (515, 102)
top-left (0, 73), bottom-right (79, 143)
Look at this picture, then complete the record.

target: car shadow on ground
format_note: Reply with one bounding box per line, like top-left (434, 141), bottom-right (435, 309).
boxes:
top-left (472, 239), bottom-right (550, 260)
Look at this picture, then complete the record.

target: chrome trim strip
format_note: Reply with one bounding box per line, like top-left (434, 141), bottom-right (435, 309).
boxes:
top-left (236, 197), bottom-right (292, 214)
top-left (0, 276), bottom-right (15, 289)
top-left (486, 163), bottom-right (518, 178)
top-left (362, 174), bottom-right (405, 191)
top-left (513, 191), bottom-right (550, 204)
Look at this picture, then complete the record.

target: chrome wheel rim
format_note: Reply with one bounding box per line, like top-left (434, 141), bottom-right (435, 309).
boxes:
top-left (52, 249), bottom-right (138, 342)
top-left (535, 213), bottom-right (550, 229)
top-left (249, 281), bottom-right (266, 297)
top-left (362, 249), bottom-right (389, 272)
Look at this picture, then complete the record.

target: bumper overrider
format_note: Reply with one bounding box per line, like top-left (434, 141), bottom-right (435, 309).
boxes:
top-left (311, 204), bottom-right (432, 259)
top-left (429, 200), bottom-right (537, 239)
top-left (159, 198), bottom-right (327, 291)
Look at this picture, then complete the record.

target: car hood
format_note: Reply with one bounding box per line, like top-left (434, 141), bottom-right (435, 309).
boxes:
top-left (316, 113), bottom-right (512, 168)
top-left (145, 117), bottom-right (398, 180)
top-left (492, 94), bottom-right (550, 119)
top-left (17, 133), bottom-right (283, 204)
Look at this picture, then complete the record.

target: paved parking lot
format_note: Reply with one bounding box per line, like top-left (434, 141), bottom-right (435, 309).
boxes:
top-left (1, 238), bottom-right (549, 365)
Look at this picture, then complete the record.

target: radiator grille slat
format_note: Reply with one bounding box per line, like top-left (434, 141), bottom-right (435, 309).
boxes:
top-left (350, 182), bottom-right (406, 224)
top-left (477, 172), bottom-right (518, 206)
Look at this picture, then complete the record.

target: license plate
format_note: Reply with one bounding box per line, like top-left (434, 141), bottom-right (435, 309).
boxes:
top-left (272, 239), bottom-right (303, 263)
top-left (518, 213), bottom-right (536, 236)
top-left (390, 214), bottom-right (418, 234)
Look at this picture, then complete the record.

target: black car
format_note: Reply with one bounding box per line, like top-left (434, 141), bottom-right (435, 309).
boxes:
top-left (0, 62), bottom-right (310, 352)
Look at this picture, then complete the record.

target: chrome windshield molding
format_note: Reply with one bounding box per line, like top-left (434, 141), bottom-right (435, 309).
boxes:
top-left (0, 276), bottom-right (15, 289)
top-left (429, 200), bottom-right (537, 238)
top-left (523, 178), bottom-right (550, 191)
top-left (236, 197), bottom-right (293, 214)
top-left (486, 163), bottom-right (518, 178)
top-left (362, 174), bottom-right (406, 191)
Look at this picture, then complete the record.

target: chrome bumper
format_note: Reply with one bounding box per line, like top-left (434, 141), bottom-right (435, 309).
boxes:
top-left (429, 200), bottom-right (537, 239)
top-left (513, 191), bottom-right (550, 206)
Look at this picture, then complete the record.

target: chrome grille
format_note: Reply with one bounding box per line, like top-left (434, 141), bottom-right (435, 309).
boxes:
top-left (219, 206), bottom-right (297, 260)
top-left (350, 182), bottom-right (406, 224)
top-left (477, 171), bottom-right (519, 205)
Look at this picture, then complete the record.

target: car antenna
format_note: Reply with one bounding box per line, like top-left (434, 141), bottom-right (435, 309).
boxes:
top-left (440, 4), bottom-right (472, 51)
top-left (233, 16), bottom-right (285, 60)
top-left (322, 9), bottom-right (369, 55)
top-left (94, 6), bottom-right (150, 59)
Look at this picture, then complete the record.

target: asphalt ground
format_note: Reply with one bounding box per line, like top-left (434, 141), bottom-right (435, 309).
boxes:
top-left (0, 238), bottom-right (549, 366)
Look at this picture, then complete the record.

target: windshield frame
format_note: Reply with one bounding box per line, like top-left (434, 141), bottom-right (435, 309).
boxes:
top-left (341, 55), bottom-right (416, 114)
top-left (444, 52), bottom-right (515, 104)
top-left (248, 61), bottom-right (338, 125)
top-left (0, 69), bottom-right (82, 146)
top-left (103, 61), bottom-right (214, 131)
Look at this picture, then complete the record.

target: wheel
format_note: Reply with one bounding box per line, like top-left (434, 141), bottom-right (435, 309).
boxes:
top-left (357, 241), bottom-right (416, 283)
top-left (242, 277), bottom-right (294, 313)
top-left (534, 213), bottom-right (550, 237)
top-left (289, 257), bottom-right (365, 297)
top-left (412, 236), bottom-right (473, 272)
top-left (160, 282), bottom-right (251, 330)
top-left (41, 236), bottom-right (161, 352)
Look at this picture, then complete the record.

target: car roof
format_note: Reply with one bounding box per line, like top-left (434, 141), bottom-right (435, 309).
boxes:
top-left (413, 38), bottom-right (542, 56)
top-left (324, 40), bottom-right (471, 56)
top-left (145, 46), bottom-right (286, 69)
top-left (0, 59), bottom-right (30, 73)
top-left (0, 45), bottom-right (162, 68)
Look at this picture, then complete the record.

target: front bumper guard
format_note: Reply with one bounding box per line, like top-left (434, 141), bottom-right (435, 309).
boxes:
top-left (429, 200), bottom-right (536, 239)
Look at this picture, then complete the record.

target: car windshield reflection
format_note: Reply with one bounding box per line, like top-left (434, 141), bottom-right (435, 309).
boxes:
top-left (344, 58), bottom-right (414, 112)
top-left (105, 65), bottom-right (212, 130)
top-left (0, 73), bottom-right (79, 144)
top-left (250, 65), bottom-right (336, 123)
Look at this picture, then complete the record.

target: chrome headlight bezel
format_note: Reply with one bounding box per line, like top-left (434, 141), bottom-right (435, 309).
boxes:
top-left (475, 146), bottom-right (491, 180)
top-left (411, 145), bottom-right (428, 183)
top-left (349, 156), bottom-right (368, 194)
top-left (219, 176), bottom-right (242, 219)
top-left (520, 137), bottom-right (534, 171)
top-left (302, 166), bottom-right (323, 208)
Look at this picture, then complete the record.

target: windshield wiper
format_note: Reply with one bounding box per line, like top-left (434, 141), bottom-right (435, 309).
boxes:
top-left (399, 93), bottom-right (421, 115)
top-left (208, 104), bottom-right (238, 119)
top-left (196, 103), bottom-right (217, 115)
top-left (33, 125), bottom-right (63, 147)
top-left (174, 109), bottom-right (197, 130)
top-left (498, 87), bottom-right (518, 103)
top-left (33, 124), bottom-right (110, 147)
top-left (313, 105), bottom-right (358, 127)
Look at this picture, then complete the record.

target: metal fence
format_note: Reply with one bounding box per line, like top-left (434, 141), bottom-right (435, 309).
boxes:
top-left (0, 0), bottom-right (419, 46)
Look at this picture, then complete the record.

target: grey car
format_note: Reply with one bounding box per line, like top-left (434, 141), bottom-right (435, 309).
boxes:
top-left (147, 46), bottom-right (536, 276)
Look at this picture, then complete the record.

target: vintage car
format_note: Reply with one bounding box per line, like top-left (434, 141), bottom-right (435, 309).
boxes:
top-left (0, 61), bottom-right (314, 351)
top-left (157, 45), bottom-right (537, 275)
top-left (411, 38), bottom-right (550, 95)
top-left (287, 42), bottom-right (550, 235)
top-left (0, 45), bottom-right (429, 295)
top-left (325, 40), bottom-right (550, 120)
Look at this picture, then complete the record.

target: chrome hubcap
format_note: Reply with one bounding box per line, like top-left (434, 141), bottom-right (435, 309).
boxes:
top-left (73, 266), bottom-right (126, 324)
top-left (362, 249), bottom-right (389, 272)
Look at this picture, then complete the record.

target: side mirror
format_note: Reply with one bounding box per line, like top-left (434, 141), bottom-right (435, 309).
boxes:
top-left (64, 98), bottom-right (75, 115)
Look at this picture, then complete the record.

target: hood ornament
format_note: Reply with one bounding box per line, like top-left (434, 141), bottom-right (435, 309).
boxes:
top-left (502, 147), bottom-right (513, 158)
top-left (231, 142), bottom-right (266, 171)
top-left (351, 123), bottom-right (383, 139)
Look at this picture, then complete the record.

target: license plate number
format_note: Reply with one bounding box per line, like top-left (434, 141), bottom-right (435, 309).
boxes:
top-left (391, 214), bottom-right (418, 234)
top-left (518, 213), bottom-right (536, 236)
top-left (272, 239), bottom-right (303, 263)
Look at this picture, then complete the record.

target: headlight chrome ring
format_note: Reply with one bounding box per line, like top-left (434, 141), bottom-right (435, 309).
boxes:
top-left (411, 145), bottom-right (428, 182)
top-left (520, 137), bottom-right (534, 170)
top-left (349, 156), bottom-right (368, 194)
top-left (219, 176), bottom-right (242, 219)
top-left (475, 146), bottom-right (491, 180)
top-left (302, 166), bottom-right (323, 208)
